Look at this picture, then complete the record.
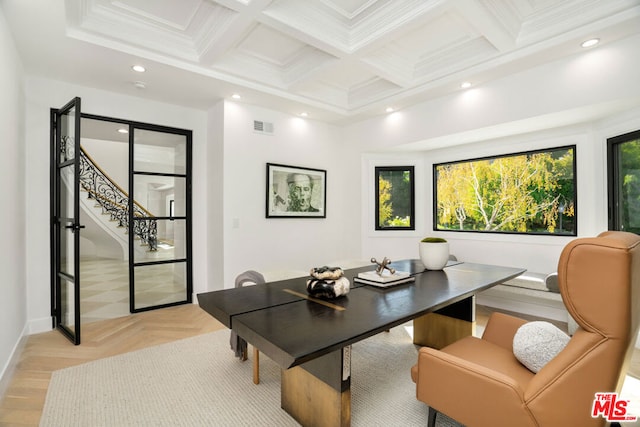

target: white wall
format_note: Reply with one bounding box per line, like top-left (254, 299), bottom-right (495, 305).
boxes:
top-left (81, 138), bottom-right (128, 190)
top-left (350, 33), bottom-right (640, 275)
top-left (23, 77), bottom-right (208, 333)
top-left (206, 101), bottom-right (225, 290)
top-left (220, 101), bottom-right (361, 287)
top-left (0, 6), bottom-right (27, 395)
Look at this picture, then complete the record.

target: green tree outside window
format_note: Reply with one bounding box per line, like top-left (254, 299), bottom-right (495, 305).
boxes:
top-left (435, 146), bottom-right (576, 235)
top-left (376, 166), bottom-right (415, 230)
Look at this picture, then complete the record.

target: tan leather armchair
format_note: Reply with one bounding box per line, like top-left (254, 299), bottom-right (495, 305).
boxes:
top-left (411, 231), bottom-right (640, 427)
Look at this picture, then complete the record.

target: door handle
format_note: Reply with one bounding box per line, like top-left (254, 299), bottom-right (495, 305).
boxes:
top-left (64, 223), bottom-right (86, 233)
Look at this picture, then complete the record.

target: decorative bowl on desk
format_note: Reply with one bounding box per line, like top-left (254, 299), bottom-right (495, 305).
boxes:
top-left (419, 237), bottom-right (449, 270)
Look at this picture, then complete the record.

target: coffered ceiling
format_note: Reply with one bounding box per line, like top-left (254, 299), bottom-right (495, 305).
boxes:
top-left (3, 0), bottom-right (640, 123)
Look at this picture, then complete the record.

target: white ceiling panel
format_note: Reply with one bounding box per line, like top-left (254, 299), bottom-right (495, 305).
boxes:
top-left (2, 0), bottom-right (639, 123)
top-left (235, 23), bottom-right (307, 66)
top-left (111, 0), bottom-right (202, 30)
top-left (319, 0), bottom-right (379, 19)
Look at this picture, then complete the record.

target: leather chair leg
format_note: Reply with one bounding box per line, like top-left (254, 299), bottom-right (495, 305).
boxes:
top-left (253, 347), bottom-right (260, 384)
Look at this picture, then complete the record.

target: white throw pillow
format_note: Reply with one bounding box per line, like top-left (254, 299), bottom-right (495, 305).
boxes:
top-left (513, 321), bottom-right (570, 373)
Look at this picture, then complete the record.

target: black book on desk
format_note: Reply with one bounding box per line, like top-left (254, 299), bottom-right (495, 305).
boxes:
top-left (353, 271), bottom-right (415, 288)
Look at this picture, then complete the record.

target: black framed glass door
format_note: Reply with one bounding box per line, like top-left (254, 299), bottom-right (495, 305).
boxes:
top-left (130, 124), bottom-right (192, 312)
top-left (52, 97), bottom-right (83, 344)
top-left (51, 105), bottom-right (193, 335)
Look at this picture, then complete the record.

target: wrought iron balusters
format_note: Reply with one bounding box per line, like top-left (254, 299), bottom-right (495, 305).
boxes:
top-left (75, 143), bottom-right (157, 251)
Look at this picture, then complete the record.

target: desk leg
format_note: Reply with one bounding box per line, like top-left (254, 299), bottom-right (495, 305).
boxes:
top-left (281, 346), bottom-right (351, 427)
top-left (413, 296), bottom-right (476, 349)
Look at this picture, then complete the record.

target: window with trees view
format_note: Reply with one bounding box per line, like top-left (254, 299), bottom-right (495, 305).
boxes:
top-left (376, 166), bottom-right (415, 230)
top-left (434, 146), bottom-right (576, 235)
top-left (608, 130), bottom-right (640, 234)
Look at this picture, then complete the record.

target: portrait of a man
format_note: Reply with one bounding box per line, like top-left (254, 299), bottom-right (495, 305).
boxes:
top-left (267, 164), bottom-right (326, 218)
top-left (287, 173), bottom-right (319, 212)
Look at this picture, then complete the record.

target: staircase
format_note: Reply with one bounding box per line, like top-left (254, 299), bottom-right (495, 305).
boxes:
top-left (75, 146), bottom-right (158, 255)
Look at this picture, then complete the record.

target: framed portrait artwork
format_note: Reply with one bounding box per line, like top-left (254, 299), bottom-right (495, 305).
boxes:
top-left (266, 163), bottom-right (326, 218)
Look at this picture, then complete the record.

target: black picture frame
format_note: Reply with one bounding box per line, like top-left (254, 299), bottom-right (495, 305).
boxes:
top-left (266, 163), bottom-right (326, 218)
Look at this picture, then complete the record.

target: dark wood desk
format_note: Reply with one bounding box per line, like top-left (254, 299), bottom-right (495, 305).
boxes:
top-left (198, 260), bottom-right (524, 427)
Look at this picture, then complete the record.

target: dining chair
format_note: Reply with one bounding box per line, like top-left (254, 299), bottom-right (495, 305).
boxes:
top-left (230, 270), bottom-right (265, 384)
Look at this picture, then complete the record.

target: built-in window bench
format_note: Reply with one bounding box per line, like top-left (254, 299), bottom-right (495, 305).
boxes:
top-left (476, 272), bottom-right (577, 333)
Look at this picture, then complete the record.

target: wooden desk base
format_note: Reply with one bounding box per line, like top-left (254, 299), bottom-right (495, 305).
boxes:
top-left (281, 296), bottom-right (477, 426)
top-left (413, 313), bottom-right (476, 349)
top-left (282, 366), bottom-right (351, 427)
top-left (413, 296), bottom-right (476, 349)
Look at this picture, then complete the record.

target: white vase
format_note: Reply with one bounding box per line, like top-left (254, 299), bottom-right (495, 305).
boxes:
top-left (419, 242), bottom-right (449, 270)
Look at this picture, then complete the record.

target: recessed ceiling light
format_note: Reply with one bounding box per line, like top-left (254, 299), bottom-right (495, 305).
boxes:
top-left (231, 94), bottom-right (241, 99)
top-left (385, 107), bottom-right (394, 113)
top-left (117, 128), bottom-right (128, 134)
top-left (132, 65), bottom-right (146, 73)
top-left (461, 81), bottom-right (472, 89)
top-left (581, 38), bottom-right (600, 48)
top-left (300, 112), bottom-right (308, 117)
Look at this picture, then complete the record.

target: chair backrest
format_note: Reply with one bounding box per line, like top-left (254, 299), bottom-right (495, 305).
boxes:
top-left (235, 270), bottom-right (265, 288)
top-left (526, 231), bottom-right (640, 426)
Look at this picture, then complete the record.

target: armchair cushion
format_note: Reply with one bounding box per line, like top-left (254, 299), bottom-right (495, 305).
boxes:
top-left (513, 321), bottom-right (570, 373)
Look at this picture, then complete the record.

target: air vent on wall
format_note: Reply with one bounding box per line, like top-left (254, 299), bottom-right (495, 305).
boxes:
top-left (253, 120), bottom-right (274, 135)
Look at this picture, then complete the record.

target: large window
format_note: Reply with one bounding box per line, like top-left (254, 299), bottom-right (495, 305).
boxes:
top-left (434, 146), bottom-right (576, 235)
top-left (608, 130), bottom-right (640, 233)
top-left (375, 166), bottom-right (415, 230)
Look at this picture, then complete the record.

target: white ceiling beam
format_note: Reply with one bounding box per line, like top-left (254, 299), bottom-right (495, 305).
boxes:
top-left (453, 0), bottom-right (518, 52)
top-left (198, 0), bottom-right (275, 65)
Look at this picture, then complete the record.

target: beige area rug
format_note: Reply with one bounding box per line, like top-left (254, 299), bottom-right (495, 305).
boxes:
top-left (40, 327), bottom-right (462, 427)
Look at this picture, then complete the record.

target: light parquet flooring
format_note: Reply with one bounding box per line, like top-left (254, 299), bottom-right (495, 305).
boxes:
top-left (0, 304), bottom-right (225, 427)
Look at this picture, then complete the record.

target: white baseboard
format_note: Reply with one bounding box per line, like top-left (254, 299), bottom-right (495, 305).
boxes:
top-left (29, 317), bottom-right (54, 335)
top-left (0, 324), bottom-right (29, 401)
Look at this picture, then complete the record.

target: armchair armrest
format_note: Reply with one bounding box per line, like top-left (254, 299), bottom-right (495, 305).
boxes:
top-left (481, 312), bottom-right (528, 351)
top-left (414, 347), bottom-right (536, 427)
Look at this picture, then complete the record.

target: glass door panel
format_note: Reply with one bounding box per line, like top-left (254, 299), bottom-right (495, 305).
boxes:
top-left (53, 96), bottom-right (82, 344)
top-left (134, 219), bottom-right (187, 262)
top-left (58, 164), bottom-right (75, 276)
top-left (130, 125), bottom-right (191, 313)
top-left (133, 262), bottom-right (187, 310)
top-left (133, 175), bottom-right (186, 217)
top-left (58, 224), bottom-right (75, 277)
top-left (59, 277), bottom-right (78, 336)
top-left (133, 129), bottom-right (187, 174)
